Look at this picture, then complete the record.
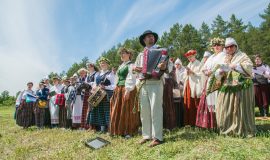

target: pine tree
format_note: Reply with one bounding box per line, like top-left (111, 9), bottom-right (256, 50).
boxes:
top-left (211, 15), bottom-right (228, 38)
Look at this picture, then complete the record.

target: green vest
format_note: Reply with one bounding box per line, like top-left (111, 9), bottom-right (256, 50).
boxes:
top-left (117, 64), bottom-right (129, 86)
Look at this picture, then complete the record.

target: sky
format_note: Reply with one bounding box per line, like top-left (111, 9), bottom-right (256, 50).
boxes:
top-left (0, 0), bottom-right (269, 95)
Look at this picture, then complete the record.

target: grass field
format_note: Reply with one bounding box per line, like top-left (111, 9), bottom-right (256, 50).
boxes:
top-left (0, 106), bottom-right (270, 160)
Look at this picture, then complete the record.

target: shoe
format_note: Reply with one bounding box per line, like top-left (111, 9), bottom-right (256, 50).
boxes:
top-left (138, 138), bottom-right (150, 145)
top-left (124, 135), bottom-right (131, 139)
top-left (148, 139), bottom-right (162, 147)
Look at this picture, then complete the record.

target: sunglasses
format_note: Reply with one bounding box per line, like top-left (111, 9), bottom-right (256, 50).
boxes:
top-left (225, 45), bottom-right (235, 49)
top-left (213, 44), bottom-right (221, 47)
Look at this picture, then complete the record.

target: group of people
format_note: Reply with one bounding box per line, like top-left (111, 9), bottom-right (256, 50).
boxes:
top-left (15, 30), bottom-right (270, 147)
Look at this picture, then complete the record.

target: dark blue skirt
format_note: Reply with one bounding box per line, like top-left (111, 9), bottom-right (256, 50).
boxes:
top-left (88, 90), bottom-right (113, 126)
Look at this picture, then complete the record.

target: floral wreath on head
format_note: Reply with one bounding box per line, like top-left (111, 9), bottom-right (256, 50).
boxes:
top-left (210, 37), bottom-right (225, 46)
top-left (98, 56), bottom-right (111, 65)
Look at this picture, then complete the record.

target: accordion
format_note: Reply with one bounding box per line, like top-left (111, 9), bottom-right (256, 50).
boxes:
top-left (142, 48), bottom-right (169, 79)
top-left (87, 86), bottom-right (107, 107)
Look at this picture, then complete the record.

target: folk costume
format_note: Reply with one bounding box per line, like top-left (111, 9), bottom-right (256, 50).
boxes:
top-left (196, 38), bottom-right (226, 129)
top-left (16, 88), bottom-right (36, 128)
top-left (214, 38), bottom-right (256, 137)
top-left (49, 80), bottom-right (63, 127)
top-left (110, 53), bottom-right (140, 136)
top-left (35, 83), bottom-right (49, 128)
top-left (85, 67), bottom-right (99, 128)
top-left (252, 62), bottom-right (270, 117)
top-left (173, 58), bottom-right (185, 127)
top-left (135, 30), bottom-right (172, 145)
top-left (89, 58), bottom-right (115, 131)
top-left (182, 50), bottom-right (202, 126)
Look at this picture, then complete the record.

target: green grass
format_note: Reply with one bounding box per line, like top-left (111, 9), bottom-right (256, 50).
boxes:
top-left (1, 106), bottom-right (270, 160)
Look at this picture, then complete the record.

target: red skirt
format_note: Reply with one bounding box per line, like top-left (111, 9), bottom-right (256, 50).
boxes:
top-left (184, 80), bottom-right (199, 126)
top-left (196, 80), bottom-right (216, 129)
top-left (254, 84), bottom-right (270, 107)
top-left (109, 86), bottom-right (140, 136)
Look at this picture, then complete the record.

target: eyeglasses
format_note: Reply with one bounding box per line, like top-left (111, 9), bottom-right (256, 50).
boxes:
top-left (225, 45), bottom-right (235, 49)
top-left (213, 44), bottom-right (221, 47)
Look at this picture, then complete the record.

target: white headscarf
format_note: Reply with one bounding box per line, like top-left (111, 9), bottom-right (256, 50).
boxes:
top-left (174, 58), bottom-right (182, 65)
top-left (203, 51), bottom-right (212, 58)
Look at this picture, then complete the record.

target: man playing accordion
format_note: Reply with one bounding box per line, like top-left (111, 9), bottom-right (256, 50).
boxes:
top-left (133, 30), bottom-right (172, 147)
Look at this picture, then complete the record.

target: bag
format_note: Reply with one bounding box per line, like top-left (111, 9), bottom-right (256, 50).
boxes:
top-left (37, 100), bottom-right (47, 108)
top-left (25, 94), bottom-right (37, 103)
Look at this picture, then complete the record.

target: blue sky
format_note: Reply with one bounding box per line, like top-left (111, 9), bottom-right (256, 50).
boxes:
top-left (0, 0), bottom-right (269, 95)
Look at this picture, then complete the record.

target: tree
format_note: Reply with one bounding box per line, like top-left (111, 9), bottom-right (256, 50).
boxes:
top-left (211, 15), bottom-right (228, 38)
top-left (227, 14), bottom-right (249, 54)
top-left (199, 22), bottom-right (211, 50)
top-left (259, 3), bottom-right (270, 64)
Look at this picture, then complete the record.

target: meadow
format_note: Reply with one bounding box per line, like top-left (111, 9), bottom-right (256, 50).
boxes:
top-left (0, 106), bottom-right (270, 160)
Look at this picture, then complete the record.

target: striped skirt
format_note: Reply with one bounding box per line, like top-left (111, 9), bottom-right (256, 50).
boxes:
top-left (16, 101), bottom-right (35, 128)
top-left (110, 86), bottom-right (139, 136)
top-left (89, 90), bottom-right (113, 126)
top-left (59, 105), bottom-right (67, 128)
top-left (80, 91), bottom-right (90, 129)
top-left (34, 106), bottom-right (46, 128)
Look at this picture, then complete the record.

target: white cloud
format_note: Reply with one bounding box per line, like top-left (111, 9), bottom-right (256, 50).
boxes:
top-left (0, 0), bottom-right (61, 95)
top-left (179, 0), bottom-right (269, 28)
top-left (100, 0), bottom-right (180, 53)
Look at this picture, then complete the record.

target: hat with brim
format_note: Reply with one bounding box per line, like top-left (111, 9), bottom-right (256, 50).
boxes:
top-left (139, 30), bottom-right (158, 47)
top-left (184, 50), bottom-right (197, 58)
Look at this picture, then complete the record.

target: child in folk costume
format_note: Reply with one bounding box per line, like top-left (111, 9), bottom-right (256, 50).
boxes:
top-left (89, 57), bottom-right (115, 132)
top-left (16, 82), bottom-right (36, 128)
top-left (35, 81), bottom-right (49, 128)
top-left (252, 54), bottom-right (270, 117)
top-left (49, 76), bottom-right (63, 128)
top-left (196, 38), bottom-right (226, 129)
top-left (173, 58), bottom-right (186, 127)
top-left (109, 47), bottom-right (140, 137)
top-left (182, 50), bottom-right (202, 126)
